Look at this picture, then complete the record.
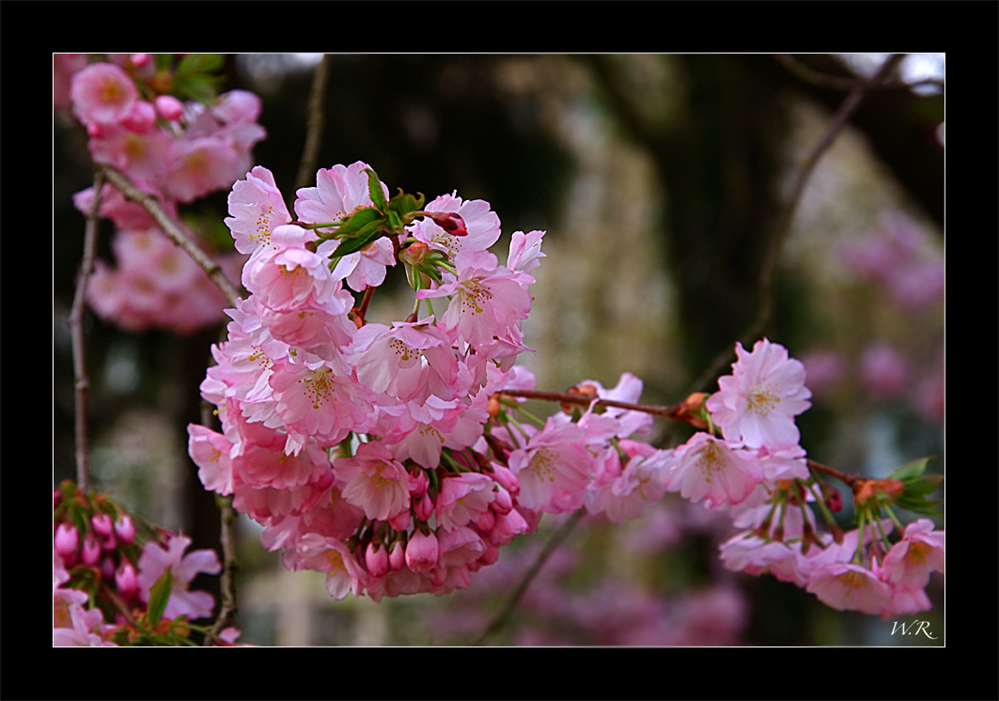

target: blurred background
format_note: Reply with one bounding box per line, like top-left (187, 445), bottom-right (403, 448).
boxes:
top-left (54, 53), bottom-right (944, 645)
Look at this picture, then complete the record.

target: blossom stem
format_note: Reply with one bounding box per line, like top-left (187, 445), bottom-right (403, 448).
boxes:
top-left (806, 459), bottom-right (861, 489)
top-left (498, 388), bottom-right (691, 425)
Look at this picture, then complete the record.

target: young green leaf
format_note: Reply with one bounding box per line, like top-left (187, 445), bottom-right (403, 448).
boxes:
top-left (363, 168), bottom-right (388, 212)
top-left (146, 569), bottom-right (173, 627)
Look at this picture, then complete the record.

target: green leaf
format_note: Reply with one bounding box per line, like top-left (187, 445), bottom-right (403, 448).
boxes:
top-left (324, 207), bottom-right (383, 240)
top-left (887, 456), bottom-right (935, 482)
top-left (388, 189), bottom-right (425, 219)
top-left (330, 221), bottom-right (387, 258)
top-left (147, 570), bottom-right (173, 627)
top-left (364, 168), bottom-right (388, 212)
top-left (177, 53), bottom-right (225, 75)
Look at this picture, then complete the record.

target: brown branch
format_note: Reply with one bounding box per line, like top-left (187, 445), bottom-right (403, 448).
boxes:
top-left (295, 54), bottom-right (331, 192)
top-left (69, 168), bottom-right (105, 491)
top-left (807, 458), bottom-right (862, 489)
top-left (499, 388), bottom-right (691, 423)
top-left (97, 165), bottom-right (242, 308)
top-left (207, 492), bottom-right (239, 641)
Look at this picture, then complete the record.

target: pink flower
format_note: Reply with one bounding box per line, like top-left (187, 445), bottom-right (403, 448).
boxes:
top-left (188, 425), bottom-right (236, 495)
top-left (409, 191), bottom-right (501, 258)
top-left (662, 432), bottom-right (763, 508)
top-left (351, 318), bottom-right (464, 404)
top-left (507, 416), bottom-right (594, 514)
top-left (294, 161), bottom-right (385, 234)
top-left (706, 339), bottom-right (812, 450)
top-left (435, 473), bottom-right (498, 531)
top-left (332, 441), bottom-right (412, 522)
top-left (418, 249), bottom-right (533, 352)
top-left (268, 356), bottom-right (375, 453)
top-left (506, 230), bottom-right (547, 274)
top-left (879, 519), bottom-right (944, 590)
top-left (70, 62), bottom-right (138, 126)
top-left (242, 225), bottom-right (337, 312)
top-left (292, 533), bottom-right (370, 600)
top-left (225, 166), bottom-right (293, 255)
top-left (805, 562), bottom-right (893, 616)
top-left (137, 533), bottom-right (221, 621)
top-left (331, 236), bottom-right (397, 292)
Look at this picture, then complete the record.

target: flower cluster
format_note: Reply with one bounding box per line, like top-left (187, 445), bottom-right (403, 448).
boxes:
top-left (58, 54), bottom-right (264, 333)
top-left (190, 162), bottom-right (683, 599)
top-left (53, 481), bottom-right (237, 646)
top-left (691, 340), bottom-right (945, 619)
top-left (188, 161), bottom-right (943, 615)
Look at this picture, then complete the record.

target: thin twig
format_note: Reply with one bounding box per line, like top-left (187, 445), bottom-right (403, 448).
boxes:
top-left (207, 492), bottom-right (239, 641)
top-left (98, 165), bottom-right (242, 308)
top-left (69, 169), bottom-right (105, 491)
top-left (295, 54), bottom-right (331, 192)
top-left (472, 509), bottom-right (585, 645)
top-left (499, 388), bottom-right (690, 423)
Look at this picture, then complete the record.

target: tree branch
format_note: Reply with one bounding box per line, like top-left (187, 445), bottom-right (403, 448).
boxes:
top-left (97, 165), bottom-right (242, 308)
top-left (69, 169), bottom-right (106, 491)
top-left (295, 54), bottom-right (331, 192)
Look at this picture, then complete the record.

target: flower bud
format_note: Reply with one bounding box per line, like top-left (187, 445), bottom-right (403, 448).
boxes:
top-left (423, 211), bottom-right (467, 237)
top-left (101, 554), bottom-right (117, 580)
top-left (114, 515), bottom-right (135, 545)
top-left (492, 485), bottom-right (513, 515)
top-left (415, 492), bottom-right (435, 522)
top-left (388, 540), bottom-right (406, 571)
top-left (55, 523), bottom-right (80, 563)
top-left (365, 541), bottom-right (389, 578)
top-left (115, 561), bottom-right (140, 600)
top-left (389, 509), bottom-right (412, 532)
top-left (155, 94), bottom-right (185, 122)
top-left (81, 534), bottom-right (102, 567)
top-left (405, 529), bottom-right (439, 574)
top-left (121, 100), bottom-right (156, 132)
top-left (399, 240), bottom-right (430, 267)
top-left (92, 513), bottom-right (114, 538)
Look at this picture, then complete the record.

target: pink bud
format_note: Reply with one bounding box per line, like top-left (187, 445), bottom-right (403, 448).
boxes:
top-left (389, 509), bottom-right (412, 532)
top-left (415, 492), bottom-right (435, 522)
top-left (405, 529), bottom-right (439, 574)
top-left (492, 485), bottom-right (514, 515)
top-left (92, 513), bottom-right (114, 538)
top-left (388, 540), bottom-right (406, 571)
top-left (490, 465), bottom-right (520, 496)
top-left (114, 515), bottom-right (135, 545)
top-left (121, 100), bottom-right (156, 132)
top-left (425, 212), bottom-right (468, 237)
top-left (55, 523), bottom-right (80, 563)
top-left (365, 542), bottom-right (389, 578)
top-left (101, 554), bottom-right (117, 579)
top-left (130, 53), bottom-right (150, 67)
top-left (115, 561), bottom-right (140, 600)
top-left (155, 94), bottom-right (185, 122)
top-left (81, 534), bottom-right (102, 567)
top-left (409, 468), bottom-right (429, 498)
